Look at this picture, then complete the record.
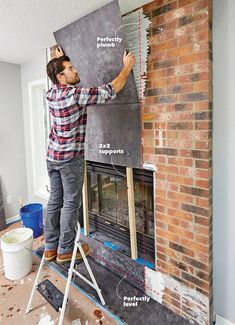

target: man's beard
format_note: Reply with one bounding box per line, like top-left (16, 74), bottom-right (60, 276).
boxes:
top-left (73, 76), bottom-right (80, 85)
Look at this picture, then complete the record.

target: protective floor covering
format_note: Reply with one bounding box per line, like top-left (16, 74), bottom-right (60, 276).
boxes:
top-left (34, 247), bottom-right (190, 325)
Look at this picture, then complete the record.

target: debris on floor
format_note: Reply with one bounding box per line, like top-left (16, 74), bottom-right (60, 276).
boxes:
top-left (37, 312), bottom-right (54, 325)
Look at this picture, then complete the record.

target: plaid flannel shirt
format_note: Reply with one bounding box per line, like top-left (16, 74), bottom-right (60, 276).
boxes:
top-left (46, 83), bottom-right (116, 161)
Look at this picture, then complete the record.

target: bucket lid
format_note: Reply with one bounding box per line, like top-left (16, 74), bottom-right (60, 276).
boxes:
top-left (1, 228), bottom-right (33, 245)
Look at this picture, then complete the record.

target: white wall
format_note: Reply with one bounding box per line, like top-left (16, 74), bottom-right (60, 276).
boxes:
top-left (20, 51), bottom-right (48, 207)
top-left (213, 0), bottom-right (235, 323)
top-left (0, 61), bottom-right (27, 219)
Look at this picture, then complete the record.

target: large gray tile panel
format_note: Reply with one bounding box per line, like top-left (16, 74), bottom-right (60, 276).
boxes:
top-left (85, 103), bottom-right (141, 167)
top-left (54, 0), bottom-right (141, 167)
top-left (54, 0), bottom-right (139, 106)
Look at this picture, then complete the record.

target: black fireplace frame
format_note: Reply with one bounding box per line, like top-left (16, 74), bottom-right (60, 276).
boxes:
top-left (86, 160), bottom-right (155, 259)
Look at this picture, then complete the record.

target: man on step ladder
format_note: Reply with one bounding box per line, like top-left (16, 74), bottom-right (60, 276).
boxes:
top-left (26, 47), bottom-right (135, 325)
top-left (44, 46), bottom-right (135, 264)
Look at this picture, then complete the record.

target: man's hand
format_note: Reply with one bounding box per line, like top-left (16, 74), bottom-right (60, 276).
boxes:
top-left (123, 51), bottom-right (136, 71)
top-left (55, 46), bottom-right (64, 58)
top-left (111, 51), bottom-right (136, 95)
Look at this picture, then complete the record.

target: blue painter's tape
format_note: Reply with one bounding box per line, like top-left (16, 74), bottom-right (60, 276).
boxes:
top-left (81, 229), bottom-right (94, 238)
top-left (136, 258), bottom-right (154, 269)
top-left (103, 241), bottom-right (120, 251)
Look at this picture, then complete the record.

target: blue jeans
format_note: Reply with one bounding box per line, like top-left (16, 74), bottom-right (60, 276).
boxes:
top-left (44, 157), bottom-right (84, 254)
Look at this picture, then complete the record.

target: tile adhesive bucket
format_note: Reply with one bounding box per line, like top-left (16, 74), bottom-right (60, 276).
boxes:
top-left (0, 228), bottom-right (33, 280)
top-left (20, 203), bottom-right (43, 238)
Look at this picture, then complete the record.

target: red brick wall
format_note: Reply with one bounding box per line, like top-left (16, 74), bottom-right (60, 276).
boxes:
top-left (142, 0), bottom-right (212, 323)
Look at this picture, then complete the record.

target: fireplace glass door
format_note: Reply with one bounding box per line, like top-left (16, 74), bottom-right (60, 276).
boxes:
top-left (87, 165), bottom-right (154, 238)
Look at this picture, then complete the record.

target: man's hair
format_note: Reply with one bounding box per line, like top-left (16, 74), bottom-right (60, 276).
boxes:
top-left (46, 55), bottom-right (70, 84)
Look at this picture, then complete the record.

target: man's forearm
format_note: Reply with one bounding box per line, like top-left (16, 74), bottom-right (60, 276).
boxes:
top-left (111, 65), bottom-right (132, 94)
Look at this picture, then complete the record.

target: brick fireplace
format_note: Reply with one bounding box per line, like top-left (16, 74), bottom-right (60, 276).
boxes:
top-left (142, 0), bottom-right (213, 324)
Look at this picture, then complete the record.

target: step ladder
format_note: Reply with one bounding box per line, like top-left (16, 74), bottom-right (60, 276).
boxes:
top-left (26, 223), bottom-right (105, 325)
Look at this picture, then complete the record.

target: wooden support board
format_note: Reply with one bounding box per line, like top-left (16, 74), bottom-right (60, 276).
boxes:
top-left (126, 167), bottom-right (138, 260)
top-left (82, 161), bottom-right (89, 236)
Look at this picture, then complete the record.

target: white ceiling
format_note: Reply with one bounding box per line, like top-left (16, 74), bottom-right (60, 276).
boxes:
top-left (0, 0), bottom-right (151, 65)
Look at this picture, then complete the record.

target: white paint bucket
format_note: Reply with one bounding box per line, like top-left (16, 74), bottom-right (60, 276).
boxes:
top-left (0, 228), bottom-right (33, 280)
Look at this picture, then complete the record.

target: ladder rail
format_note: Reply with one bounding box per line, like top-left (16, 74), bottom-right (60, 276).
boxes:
top-left (58, 227), bottom-right (81, 325)
top-left (77, 242), bottom-right (105, 306)
top-left (26, 254), bottom-right (45, 314)
top-left (72, 268), bottom-right (101, 291)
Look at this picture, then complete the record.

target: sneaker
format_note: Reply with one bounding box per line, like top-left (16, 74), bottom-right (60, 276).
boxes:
top-left (44, 249), bottom-right (57, 261)
top-left (56, 244), bottom-right (91, 264)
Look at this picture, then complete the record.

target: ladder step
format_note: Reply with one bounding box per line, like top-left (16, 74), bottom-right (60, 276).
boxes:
top-left (37, 279), bottom-right (65, 312)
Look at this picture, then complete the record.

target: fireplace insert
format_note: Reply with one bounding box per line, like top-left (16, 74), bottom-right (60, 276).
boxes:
top-left (86, 161), bottom-right (155, 259)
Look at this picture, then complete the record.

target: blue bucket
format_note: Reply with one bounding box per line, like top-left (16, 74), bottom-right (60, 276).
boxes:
top-left (20, 203), bottom-right (43, 238)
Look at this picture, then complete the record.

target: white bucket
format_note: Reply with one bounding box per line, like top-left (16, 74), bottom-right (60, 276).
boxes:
top-left (0, 227), bottom-right (33, 280)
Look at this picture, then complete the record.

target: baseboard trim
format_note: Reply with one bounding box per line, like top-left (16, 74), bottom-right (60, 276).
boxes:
top-left (216, 315), bottom-right (235, 325)
top-left (6, 215), bottom-right (21, 225)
